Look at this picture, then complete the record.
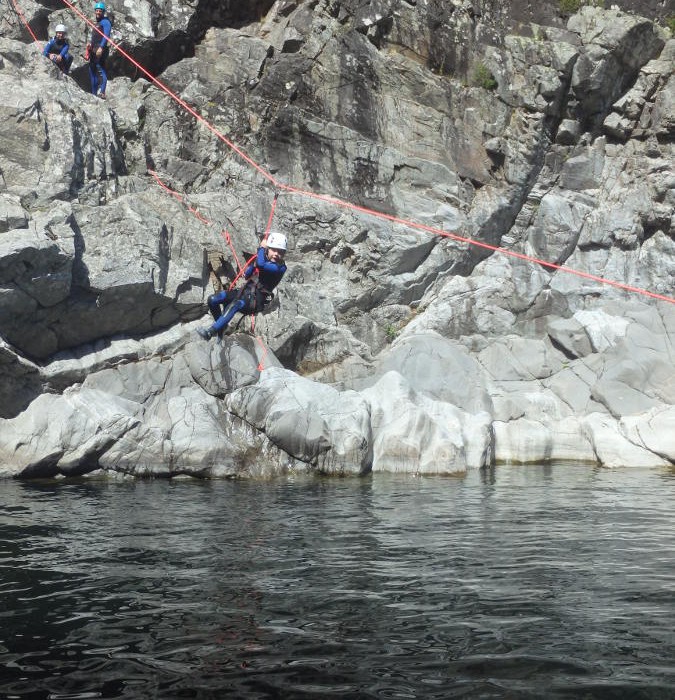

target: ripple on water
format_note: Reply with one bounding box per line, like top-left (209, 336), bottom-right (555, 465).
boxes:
top-left (0, 466), bottom-right (673, 699)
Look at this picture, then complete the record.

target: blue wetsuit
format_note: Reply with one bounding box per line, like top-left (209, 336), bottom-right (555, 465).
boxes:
top-left (43, 37), bottom-right (73, 73)
top-left (88, 16), bottom-right (112, 95)
top-left (207, 247), bottom-right (287, 333)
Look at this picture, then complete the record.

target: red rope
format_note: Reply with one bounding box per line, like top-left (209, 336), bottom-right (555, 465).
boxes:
top-left (255, 335), bottom-right (268, 371)
top-left (148, 168), bottom-right (271, 367)
top-left (227, 194), bottom-right (280, 292)
top-left (148, 168), bottom-right (269, 367)
top-left (138, 38), bottom-right (675, 308)
top-left (262, 193), bottom-right (279, 241)
top-left (279, 186), bottom-right (675, 304)
top-left (57, 0), bottom-right (279, 187)
top-left (247, 192), bottom-right (281, 333)
top-left (147, 169), bottom-right (244, 273)
top-left (221, 229), bottom-right (243, 274)
top-left (8, 0), bottom-right (43, 46)
top-left (11, 0), bottom-right (673, 307)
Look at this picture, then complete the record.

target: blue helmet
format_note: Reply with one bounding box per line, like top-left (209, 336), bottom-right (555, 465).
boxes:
top-left (94, 2), bottom-right (105, 10)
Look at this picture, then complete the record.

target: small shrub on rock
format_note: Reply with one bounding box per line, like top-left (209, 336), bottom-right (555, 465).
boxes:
top-left (472, 63), bottom-right (497, 90)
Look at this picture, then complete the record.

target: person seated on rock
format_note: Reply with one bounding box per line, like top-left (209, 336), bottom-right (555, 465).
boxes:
top-left (197, 232), bottom-right (288, 340)
top-left (42, 24), bottom-right (74, 74)
top-left (86, 2), bottom-right (112, 98)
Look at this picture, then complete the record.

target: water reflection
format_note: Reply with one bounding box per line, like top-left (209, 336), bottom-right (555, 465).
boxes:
top-left (1, 466), bottom-right (673, 699)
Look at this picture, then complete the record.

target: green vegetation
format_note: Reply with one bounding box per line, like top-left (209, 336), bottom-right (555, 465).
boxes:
top-left (666, 16), bottom-right (675, 35)
top-left (385, 324), bottom-right (398, 343)
top-left (559, 0), bottom-right (605, 14)
top-left (559, 0), bottom-right (581, 13)
top-left (471, 63), bottom-right (498, 91)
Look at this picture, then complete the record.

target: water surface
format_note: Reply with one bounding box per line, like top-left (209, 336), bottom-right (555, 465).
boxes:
top-left (1, 465), bottom-right (674, 699)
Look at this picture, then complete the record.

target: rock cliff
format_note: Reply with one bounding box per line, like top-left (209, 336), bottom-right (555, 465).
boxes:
top-left (1, 0), bottom-right (673, 477)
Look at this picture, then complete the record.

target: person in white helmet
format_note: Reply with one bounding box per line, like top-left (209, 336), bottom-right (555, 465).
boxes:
top-left (42, 24), bottom-right (73, 74)
top-left (197, 232), bottom-right (288, 340)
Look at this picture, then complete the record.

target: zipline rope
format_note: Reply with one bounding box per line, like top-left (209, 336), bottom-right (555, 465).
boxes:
top-left (150, 167), bottom-right (269, 364)
top-left (7, 0), bottom-right (42, 45)
top-left (10, 0), bottom-right (675, 307)
top-left (225, 192), bottom-right (279, 292)
top-left (231, 192), bottom-right (280, 338)
top-left (56, 0), bottom-right (280, 187)
top-left (147, 169), bottom-right (244, 275)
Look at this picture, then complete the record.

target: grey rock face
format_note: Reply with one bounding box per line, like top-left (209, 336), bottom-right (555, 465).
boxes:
top-left (0, 339), bottom-right (42, 418)
top-left (0, 1), bottom-right (673, 477)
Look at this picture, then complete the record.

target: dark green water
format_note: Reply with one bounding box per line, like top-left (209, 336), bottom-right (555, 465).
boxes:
top-left (1, 465), bottom-right (673, 699)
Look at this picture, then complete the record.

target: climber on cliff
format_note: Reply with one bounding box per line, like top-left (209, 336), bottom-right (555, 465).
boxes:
top-left (86, 1), bottom-right (112, 99)
top-left (196, 232), bottom-right (288, 340)
top-left (42, 24), bottom-right (74, 74)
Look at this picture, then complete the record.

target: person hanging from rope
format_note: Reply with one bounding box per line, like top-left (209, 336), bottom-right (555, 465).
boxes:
top-left (86, 1), bottom-right (112, 99)
top-left (197, 232), bottom-right (288, 341)
top-left (42, 24), bottom-right (74, 74)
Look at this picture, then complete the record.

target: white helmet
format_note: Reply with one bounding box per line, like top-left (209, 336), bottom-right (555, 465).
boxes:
top-left (267, 231), bottom-right (287, 251)
top-left (55, 24), bottom-right (68, 33)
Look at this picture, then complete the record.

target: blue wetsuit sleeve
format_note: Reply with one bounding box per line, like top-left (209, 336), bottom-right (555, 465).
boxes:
top-left (43, 39), bottom-right (53, 57)
top-left (60, 42), bottom-right (70, 59)
top-left (99, 18), bottom-right (112, 47)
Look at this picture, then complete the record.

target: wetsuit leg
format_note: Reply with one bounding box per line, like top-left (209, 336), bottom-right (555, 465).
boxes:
top-left (212, 299), bottom-right (246, 333)
top-left (97, 58), bottom-right (108, 94)
top-left (208, 290), bottom-right (236, 322)
top-left (88, 62), bottom-right (99, 93)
